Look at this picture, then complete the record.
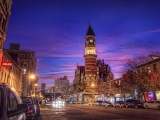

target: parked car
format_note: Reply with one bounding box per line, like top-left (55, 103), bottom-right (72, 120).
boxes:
top-left (0, 83), bottom-right (28, 120)
top-left (32, 97), bottom-right (41, 116)
top-left (125, 99), bottom-right (143, 108)
top-left (101, 101), bottom-right (113, 107)
top-left (21, 96), bottom-right (40, 119)
top-left (94, 100), bottom-right (103, 106)
top-left (144, 100), bottom-right (160, 109)
top-left (39, 98), bottom-right (47, 105)
top-left (114, 101), bottom-right (125, 108)
top-left (69, 101), bottom-right (76, 104)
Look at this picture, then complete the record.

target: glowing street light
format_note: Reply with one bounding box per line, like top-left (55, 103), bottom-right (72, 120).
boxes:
top-left (91, 83), bottom-right (96, 105)
top-left (28, 74), bottom-right (36, 96)
top-left (29, 74), bottom-right (35, 79)
top-left (34, 83), bottom-right (38, 96)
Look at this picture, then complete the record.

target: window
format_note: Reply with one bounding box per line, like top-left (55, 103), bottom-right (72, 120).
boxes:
top-left (0, 87), bottom-right (4, 117)
top-left (8, 90), bottom-right (18, 112)
top-left (0, 13), bottom-right (2, 27)
top-left (142, 68), bottom-right (145, 73)
top-left (137, 69), bottom-right (140, 74)
top-left (1, 72), bottom-right (3, 82)
top-left (21, 97), bottom-right (32, 104)
top-left (147, 66), bottom-right (151, 73)
top-left (23, 69), bottom-right (26, 74)
top-left (2, 0), bottom-right (5, 4)
top-left (153, 64), bottom-right (157, 73)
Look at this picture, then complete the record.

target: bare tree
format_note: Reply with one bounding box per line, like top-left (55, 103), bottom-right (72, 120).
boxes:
top-left (123, 56), bottom-right (148, 71)
top-left (123, 51), bottom-right (160, 72)
top-left (112, 70), bottom-right (136, 101)
top-left (149, 51), bottom-right (160, 56)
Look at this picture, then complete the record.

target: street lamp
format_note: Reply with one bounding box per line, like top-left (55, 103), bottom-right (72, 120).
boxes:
top-left (29, 74), bottom-right (35, 80)
top-left (34, 83), bottom-right (38, 96)
top-left (28, 74), bottom-right (36, 86)
top-left (91, 83), bottom-right (95, 105)
top-left (28, 74), bottom-right (36, 96)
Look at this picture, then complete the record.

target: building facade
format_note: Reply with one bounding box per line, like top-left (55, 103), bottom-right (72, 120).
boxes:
top-left (0, 0), bottom-right (12, 78)
top-left (7, 43), bottom-right (37, 96)
top-left (72, 24), bottom-right (114, 103)
top-left (0, 0), bottom-right (23, 94)
top-left (55, 76), bottom-right (69, 98)
top-left (1, 49), bottom-right (22, 95)
top-left (74, 65), bottom-right (85, 84)
top-left (84, 24), bottom-right (98, 94)
top-left (136, 55), bottom-right (160, 101)
top-left (41, 83), bottom-right (46, 96)
top-left (0, 0), bottom-right (12, 65)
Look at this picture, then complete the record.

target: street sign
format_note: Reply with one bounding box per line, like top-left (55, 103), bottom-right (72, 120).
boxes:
top-left (2, 62), bottom-right (12, 66)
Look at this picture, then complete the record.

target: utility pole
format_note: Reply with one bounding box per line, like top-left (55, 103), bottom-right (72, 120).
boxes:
top-left (54, 86), bottom-right (57, 101)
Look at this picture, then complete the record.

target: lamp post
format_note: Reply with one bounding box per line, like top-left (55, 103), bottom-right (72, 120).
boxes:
top-left (54, 87), bottom-right (57, 101)
top-left (28, 74), bottom-right (36, 96)
top-left (34, 83), bottom-right (38, 97)
top-left (90, 83), bottom-right (95, 105)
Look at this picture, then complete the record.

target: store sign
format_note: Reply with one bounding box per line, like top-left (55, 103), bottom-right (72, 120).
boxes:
top-left (2, 62), bottom-right (12, 66)
top-left (115, 94), bottom-right (121, 97)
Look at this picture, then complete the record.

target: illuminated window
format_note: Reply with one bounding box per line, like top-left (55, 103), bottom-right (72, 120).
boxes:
top-left (147, 66), bottom-right (151, 73)
top-left (23, 69), bottom-right (26, 74)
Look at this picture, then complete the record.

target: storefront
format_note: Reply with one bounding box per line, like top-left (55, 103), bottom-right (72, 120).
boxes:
top-left (114, 94), bottom-right (124, 102)
top-left (144, 91), bottom-right (156, 101)
top-left (155, 91), bottom-right (160, 100)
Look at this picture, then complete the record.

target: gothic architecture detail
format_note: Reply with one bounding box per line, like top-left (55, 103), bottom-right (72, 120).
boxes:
top-left (84, 24), bottom-right (98, 93)
top-left (72, 24), bottom-right (114, 103)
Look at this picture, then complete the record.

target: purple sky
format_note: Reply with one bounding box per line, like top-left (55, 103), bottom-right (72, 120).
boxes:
top-left (5, 0), bottom-right (160, 87)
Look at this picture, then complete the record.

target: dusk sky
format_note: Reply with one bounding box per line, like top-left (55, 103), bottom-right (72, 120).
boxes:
top-left (5, 0), bottom-right (160, 87)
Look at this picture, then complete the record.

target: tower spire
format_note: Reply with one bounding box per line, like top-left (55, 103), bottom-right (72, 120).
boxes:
top-left (86, 21), bottom-right (95, 36)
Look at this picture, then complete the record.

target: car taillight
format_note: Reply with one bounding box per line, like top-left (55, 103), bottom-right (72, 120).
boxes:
top-left (27, 109), bottom-right (33, 113)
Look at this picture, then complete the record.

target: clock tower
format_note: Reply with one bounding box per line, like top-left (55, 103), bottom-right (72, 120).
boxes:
top-left (84, 24), bottom-right (98, 93)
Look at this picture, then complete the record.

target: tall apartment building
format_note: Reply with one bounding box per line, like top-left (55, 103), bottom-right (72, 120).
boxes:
top-left (41, 83), bottom-right (46, 96)
top-left (55, 76), bottom-right (69, 96)
top-left (0, 0), bottom-right (23, 94)
top-left (7, 43), bottom-right (37, 96)
top-left (0, 0), bottom-right (12, 65)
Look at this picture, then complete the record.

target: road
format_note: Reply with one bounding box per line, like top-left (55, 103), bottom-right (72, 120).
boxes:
top-left (39, 103), bottom-right (160, 120)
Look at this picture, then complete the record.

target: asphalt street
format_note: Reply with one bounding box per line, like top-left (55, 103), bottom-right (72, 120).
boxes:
top-left (39, 103), bottom-right (160, 120)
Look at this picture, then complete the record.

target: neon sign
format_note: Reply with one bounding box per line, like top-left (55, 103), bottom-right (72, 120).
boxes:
top-left (2, 62), bottom-right (12, 66)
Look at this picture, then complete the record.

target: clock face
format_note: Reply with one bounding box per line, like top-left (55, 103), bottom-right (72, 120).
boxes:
top-left (89, 39), bottom-right (93, 43)
top-left (88, 37), bottom-right (94, 46)
top-left (85, 37), bottom-right (95, 46)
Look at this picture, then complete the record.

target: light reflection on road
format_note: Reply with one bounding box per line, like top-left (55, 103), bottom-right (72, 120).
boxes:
top-left (52, 100), bottom-right (65, 108)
